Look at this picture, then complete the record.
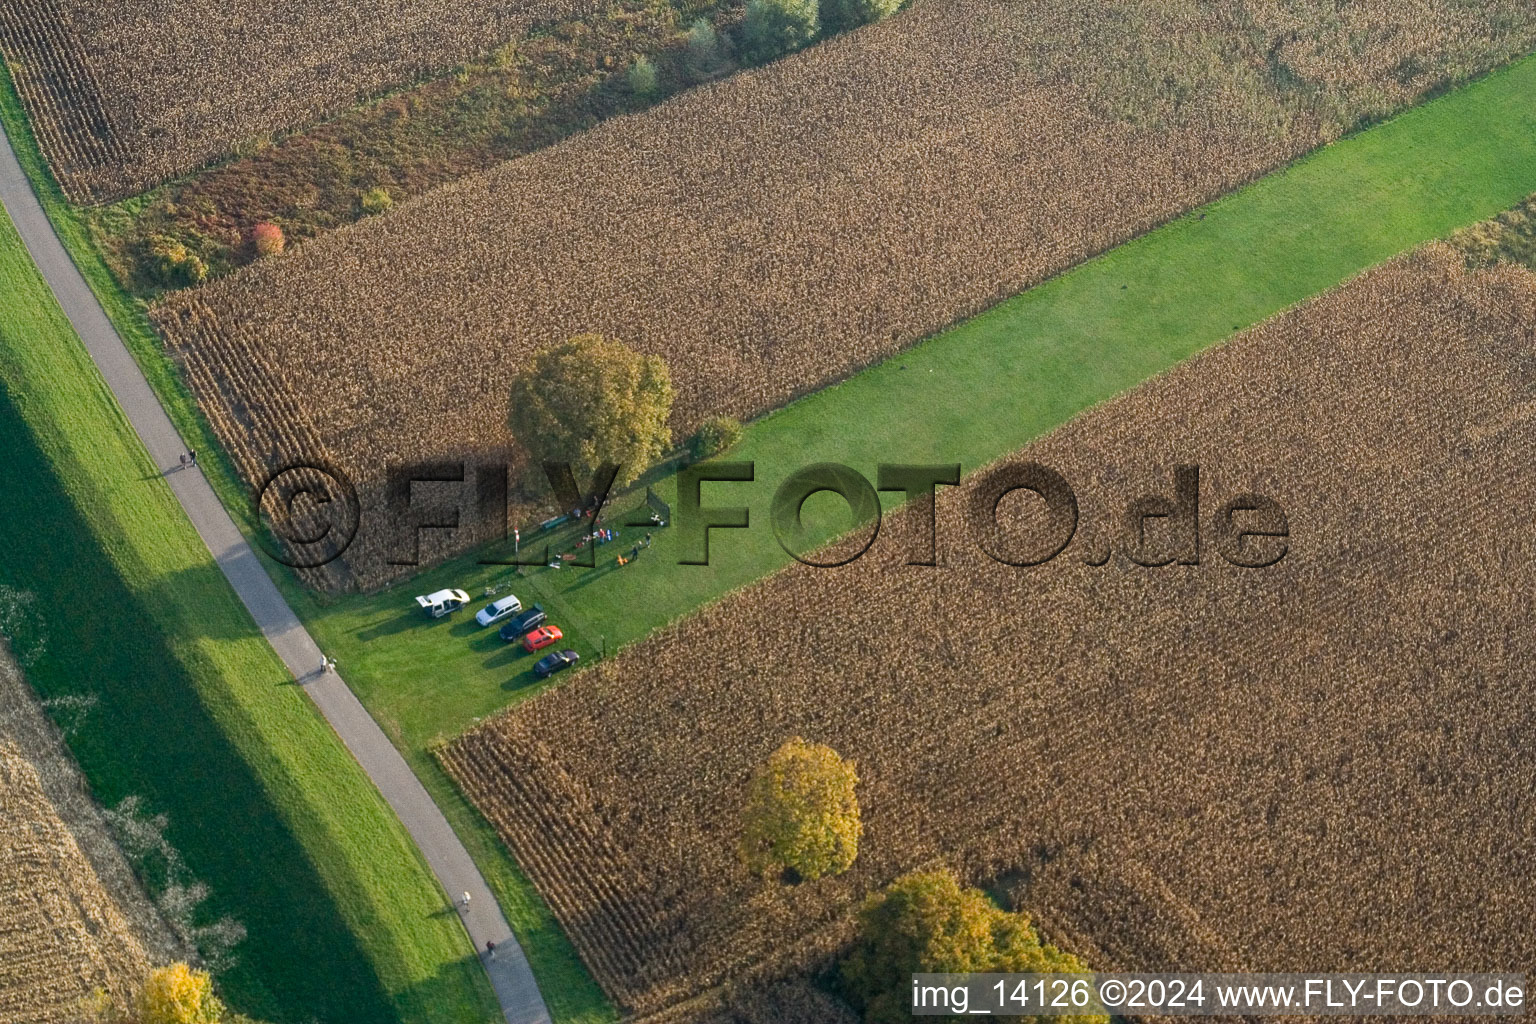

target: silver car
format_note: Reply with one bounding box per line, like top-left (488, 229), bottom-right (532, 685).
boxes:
top-left (474, 594), bottom-right (523, 627)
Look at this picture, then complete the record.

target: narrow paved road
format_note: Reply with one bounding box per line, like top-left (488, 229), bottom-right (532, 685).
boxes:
top-left (0, 122), bottom-right (553, 1024)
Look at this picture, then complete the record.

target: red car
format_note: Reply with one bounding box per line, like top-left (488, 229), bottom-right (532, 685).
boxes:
top-left (523, 625), bottom-right (564, 652)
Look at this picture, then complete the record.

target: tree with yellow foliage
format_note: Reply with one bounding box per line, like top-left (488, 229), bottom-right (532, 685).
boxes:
top-left (740, 737), bottom-right (860, 882)
top-left (507, 334), bottom-right (674, 490)
top-left (841, 870), bottom-right (1105, 1024)
top-left (135, 963), bottom-right (225, 1024)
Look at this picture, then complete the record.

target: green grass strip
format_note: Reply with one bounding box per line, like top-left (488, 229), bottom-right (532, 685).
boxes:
top-left (0, 56), bottom-right (614, 1024)
top-left (294, 52), bottom-right (1536, 754)
top-left (0, 184), bottom-right (500, 1024)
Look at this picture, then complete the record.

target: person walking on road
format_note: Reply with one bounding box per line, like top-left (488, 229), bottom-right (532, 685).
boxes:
top-left (486, 940), bottom-right (497, 960)
top-left (459, 891), bottom-right (472, 913)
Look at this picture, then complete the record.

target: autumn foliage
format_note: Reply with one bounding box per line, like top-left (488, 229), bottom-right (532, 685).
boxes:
top-left (740, 738), bottom-right (860, 882)
top-left (135, 964), bottom-right (224, 1024)
top-left (442, 251), bottom-right (1536, 1021)
top-left (250, 223), bottom-right (284, 258)
top-left (842, 870), bottom-right (1102, 1024)
top-left (507, 334), bottom-right (674, 490)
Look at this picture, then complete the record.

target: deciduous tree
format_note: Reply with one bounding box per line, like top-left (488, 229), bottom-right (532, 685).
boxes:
top-left (819, 0), bottom-right (901, 35)
top-left (689, 416), bottom-right (744, 461)
top-left (841, 870), bottom-right (1104, 1024)
top-left (507, 334), bottom-right (674, 490)
top-left (740, 737), bottom-right (860, 881)
top-left (136, 963), bottom-right (225, 1024)
top-left (251, 222), bottom-right (285, 257)
top-left (739, 0), bottom-right (819, 65)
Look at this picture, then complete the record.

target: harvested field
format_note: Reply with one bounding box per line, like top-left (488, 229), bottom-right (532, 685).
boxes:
top-left (153, 0), bottom-right (1536, 589)
top-left (441, 248), bottom-right (1536, 1020)
top-left (0, 0), bottom-right (593, 202)
top-left (86, 0), bottom-right (746, 293)
top-left (0, 646), bottom-right (181, 1023)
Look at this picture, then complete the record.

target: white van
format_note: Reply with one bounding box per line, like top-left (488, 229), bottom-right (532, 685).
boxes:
top-left (415, 588), bottom-right (470, 618)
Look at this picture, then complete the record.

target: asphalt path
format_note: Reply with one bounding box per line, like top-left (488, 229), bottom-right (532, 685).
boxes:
top-left (0, 119), bottom-right (553, 1024)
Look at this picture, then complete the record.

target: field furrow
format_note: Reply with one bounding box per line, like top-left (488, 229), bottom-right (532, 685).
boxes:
top-left (0, 0), bottom-right (597, 201)
top-left (152, 0), bottom-right (1536, 589)
top-left (443, 249), bottom-right (1536, 1019)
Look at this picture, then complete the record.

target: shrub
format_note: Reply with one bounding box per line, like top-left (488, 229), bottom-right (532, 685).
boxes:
top-left (135, 963), bottom-right (224, 1024)
top-left (739, 0), bottom-right (819, 65)
top-left (148, 235), bottom-right (208, 288)
top-left (819, 0), bottom-right (901, 34)
top-left (250, 221), bottom-right (285, 258)
top-left (841, 870), bottom-right (1103, 1024)
top-left (507, 333), bottom-right (673, 489)
top-left (627, 56), bottom-right (660, 98)
top-left (359, 186), bottom-right (394, 215)
top-left (689, 416), bottom-right (744, 460)
top-left (685, 18), bottom-right (728, 78)
top-left (740, 737), bottom-right (859, 881)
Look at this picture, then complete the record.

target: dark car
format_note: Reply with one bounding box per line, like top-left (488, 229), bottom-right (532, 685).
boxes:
top-left (534, 649), bottom-right (580, 679)
top-left (498, 603), bottom-right (546, 642)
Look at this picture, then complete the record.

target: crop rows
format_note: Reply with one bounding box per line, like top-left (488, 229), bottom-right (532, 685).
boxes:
top-left (0, 0), bottom-right (132, 203)
top-left (153, 0), bottom-right (1536, 589)
top-left (0, 0), bottom-right (594, 202)
top-left (442, 250), bottom-right (1536, 1020)
top-left (0, 649), bottom-right (180, 1022)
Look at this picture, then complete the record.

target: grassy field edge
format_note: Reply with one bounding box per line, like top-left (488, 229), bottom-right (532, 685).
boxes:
top-left (0, 114), bottom-right (511, 1024)
top-left (292, 49), bottom-right (1536, 743)
top-left (0, 54), bottom-right (616, 1024)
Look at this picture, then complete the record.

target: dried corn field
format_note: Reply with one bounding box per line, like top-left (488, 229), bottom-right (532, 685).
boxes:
top-left (153, 0), bottom-right (1536, 589)
top-left (0, 0), bottom-right (595, 202)
top-left (0, 647), bottom-right (180, 1023)
top-left (441, 248), bottom-right (1536, 1021)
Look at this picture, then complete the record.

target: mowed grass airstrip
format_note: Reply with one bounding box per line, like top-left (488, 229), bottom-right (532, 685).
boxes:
top-left (291, 53), bottom-right (1536, 750)
top-left (4, 39), bottom-right (1535, 1024)
top-left (0, 178), bottom-right (500, 1021)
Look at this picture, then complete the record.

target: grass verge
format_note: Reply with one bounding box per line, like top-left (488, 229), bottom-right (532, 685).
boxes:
top-left (0, 54), bottom-right (616, 1024)
top-left (0, 153), bottom-right (502, 1024)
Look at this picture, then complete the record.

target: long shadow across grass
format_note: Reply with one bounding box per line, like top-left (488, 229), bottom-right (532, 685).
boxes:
top-left (0, 384), bottom-right (402, 1023)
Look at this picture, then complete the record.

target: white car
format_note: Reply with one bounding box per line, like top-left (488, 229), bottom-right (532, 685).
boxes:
top-left (415, 588), bottom-right (470, 618)
top-left (474, 594), bottom-right (523, 627)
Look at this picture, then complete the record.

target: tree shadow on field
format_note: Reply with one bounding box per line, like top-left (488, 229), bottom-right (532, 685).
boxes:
top-left (466, 629), bottom-right (505, 654)
top-left (139, 546), bottom-right (315, 645)
top-left (392, 950), bottom-right (502, 1024)
top-left (565, 558), bottom-right (629, 592)
top-left (448, 617), bottom-right (485, 638)
top-left (0, 385), bottom-right (402, 1024)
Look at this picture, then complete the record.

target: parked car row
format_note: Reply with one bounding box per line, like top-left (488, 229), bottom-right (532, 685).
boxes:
top-left (412, 588), bottom-right (581, 679)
